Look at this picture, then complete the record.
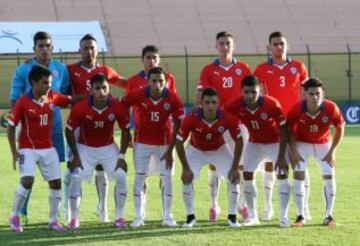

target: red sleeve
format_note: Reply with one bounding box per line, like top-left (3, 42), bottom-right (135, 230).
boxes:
top-left (171, 94), bottom-right (185, 120)
top-left (125, 78), bottom-right (133, 95)
top-left (299, 62), bottom-right (308, 84)
top-left (224, 98), bottom-right (240, 116)
top-left (270, 98), bottom-right (286, 126)
top-left (66, 103), bottom-right (85, 130)
top-left (167, 73), bottom-right (177, 93)
top-left (51, 91), bottom-right (71, 107)
top-left (198, 65), bottom-right (210, 89)
top-left (106, 66), bottom-right (122, 85)
top-left (331, 103), bottom-right (344, 128)
top-left (286, 106), bottom-right (299, 131)
top-left (242, 63), bottom-right (252, 76)
top-left (115, 100), bottom-right (130, 130)
top-left (8, 98), bottom-right (24, 127)
top-left (254, 65), bottom-right (268, 94)
top-left (253, 65), bottom-right (260, 78)
top-left (120, 91), bottom-right (137, 108)
top-left (225, 113), bottom-right (242, 140)
top-left (176, 114), bottom-right (193, 142)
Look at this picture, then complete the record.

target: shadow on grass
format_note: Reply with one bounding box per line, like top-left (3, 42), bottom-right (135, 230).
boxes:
top-left (0, 219), bottom-right (299, 246)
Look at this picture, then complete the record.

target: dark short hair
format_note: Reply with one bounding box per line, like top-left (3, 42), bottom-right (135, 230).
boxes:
top-left (242, 75), bottom-right (260, 88)
top-left (302, 78), bottom-right (324, 91)
top-left (141, 45), bottom-right (160, 59)
top-left (80, 34), bottom-right (97, 46)
top-left (201, 87), bottom-right (218, 100)
top-left (29, 65), bottom-right (52, 85)
top-left (269, 31), bottom-right (285, 44)
top-left (216, 31), bottom-right (233, 41)
top-left (33, 31), bottom-right (52, 45)
top-left (147, 67), bottom-right (166, 80)
top-left (90, 73), bottom-right (108, 87)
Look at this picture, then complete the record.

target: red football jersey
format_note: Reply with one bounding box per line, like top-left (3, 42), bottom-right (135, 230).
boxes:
top-left (197, 58), bottom-right (251, 107)
top-left (67, 62), bottom-right (123, 95)
top-left (225, 95), bottom-right (286, 143)
top-left (126, 70), bottom-right (177, 130)
top-left (126, 70), bottom-right (176, 95)
top-left (9, 90), bottom-right (71, 149)
top-left (121, 87), bottom-right (185, 145)
top-left (254, 58), bottom-right (308, 115)
top-left (66, 96), bottom-right (129, 147)
top-left (287, 99), bottom-right (344, 144)
top-left (177, 109), bottom-right (241, 151)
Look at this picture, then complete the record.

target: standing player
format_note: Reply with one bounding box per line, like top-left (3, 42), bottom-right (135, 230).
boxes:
top-left (287, 78), bottom-right (344, 227)
top-left (66, 74), bottom-right (130, 229)
top-left (254, 31), bottom-right (309, 221)
top-left (176, 87), bottom-right (242, 228)
top-left (225, 75), bottom-right (291, 227)
top-left (126, 45), bottom-right (176, 94)
top-left (65, 34), bottom-right (127, 223)
top-left (126, 45), bottom-right (177, 219)
top-left (9, 31), bottom-right (69, 224)
top-left (7, 65), bottom-right (73, 232)
top-left (196, 31), bottom-right (251, 221)
top-left (121, 67), bottom-right (185, 228)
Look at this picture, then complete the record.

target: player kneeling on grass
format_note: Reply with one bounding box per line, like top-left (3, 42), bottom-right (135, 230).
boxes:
top-left (225, 75), bottom-right (291, 228)
top-left (121, 67), bottom-right (185, 228)
top-left (176, 87), bottom-right (243, 228)
top-left (66, 73), bottom-right (131, 229)
top-left (287, 78), bottom-right (344, 227)
top-left (7, 65), bottom-right (78, 233)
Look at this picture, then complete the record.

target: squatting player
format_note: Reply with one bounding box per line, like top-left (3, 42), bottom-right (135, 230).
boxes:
top-left (287, 78), bottom-right (344, 227)
top-left (176, 87), bottom-right (243, 228)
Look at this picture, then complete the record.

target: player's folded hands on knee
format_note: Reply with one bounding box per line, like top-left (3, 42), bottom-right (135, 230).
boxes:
top-left (11, 150), bottom-right (21, 170)
top-left (70, 155), bottom-right (83, 171)
top-left (182, 168), bottom-right (194, 184)
top-left (322, 151), bottom-right (336, 167)
top-left (275, 157), bottom-right (289, 175)
top-left (228, 167), bottom-right (240, 184)
top-left (289, 151), bottom-right (304, 170)
top-left (115, 159), bottom-right (128, 172)
top-left (161, 150), bottom-right (173, 170)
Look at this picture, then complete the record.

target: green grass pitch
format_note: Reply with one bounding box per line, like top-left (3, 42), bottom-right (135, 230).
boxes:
top-left (0, 126), bottom-right (359, 245)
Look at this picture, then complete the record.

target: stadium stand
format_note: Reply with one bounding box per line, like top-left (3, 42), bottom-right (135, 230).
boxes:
top-left (0, 0), bottom-right (359, 55)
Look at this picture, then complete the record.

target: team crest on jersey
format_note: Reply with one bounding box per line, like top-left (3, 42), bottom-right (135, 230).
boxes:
top-left (52, 69), bottom-right (59, 78)
top-left (164, 103), bottom-right (171, 110)
top-left (108, 113), bottom-right (115, 121)
top-left (236, 68), bottom-right (242, 75)
top-left (49, 103), bottom-right (54, 111)
top-left (261, 113), bottom-right (268, 120)
top-left (290, 67), bottom-right (297, 75)
top-left (322, 116), bottom-right (329, 123)
top-left (218, 126), bottom-right (225, 133)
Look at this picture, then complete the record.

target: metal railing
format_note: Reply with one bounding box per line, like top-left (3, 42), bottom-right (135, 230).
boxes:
top-left (1, 47), bottom-right (359, 108)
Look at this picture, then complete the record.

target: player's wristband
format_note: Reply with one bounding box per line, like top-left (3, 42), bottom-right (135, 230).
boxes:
top-left (118, 153), bottom-right (125, 159)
